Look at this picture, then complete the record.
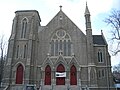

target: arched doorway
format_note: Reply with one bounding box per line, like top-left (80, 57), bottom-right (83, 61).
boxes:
top-left (44, 65), bottom-right (51, 85)
top-left (16, 64), bottom-right (24, 84)
top-left (56, 64), bottom-right (65, 85)
top-left (70, 65), bottom-right (77, 85)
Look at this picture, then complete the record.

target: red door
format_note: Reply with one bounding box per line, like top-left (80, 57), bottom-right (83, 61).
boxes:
top-left (16, 64), bottom-right (23, 84)
top-left (56, 64), bottom-right (65, 85)
top-left (70, 65), bottom-right (77, 85)
top-left (45, 65), bottom-right (51, 85)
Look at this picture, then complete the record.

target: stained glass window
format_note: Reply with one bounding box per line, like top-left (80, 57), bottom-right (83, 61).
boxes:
top-left (50, 29), bottom-right (71, 56)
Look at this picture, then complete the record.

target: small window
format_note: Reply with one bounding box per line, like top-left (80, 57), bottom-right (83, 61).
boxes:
top-left (16, 45), bottom-right (19, 58)
top-left (98, 70), bottom-right (101, 78)
top-left (59, 40), bottom-right (62, 51)
top-left (23, 45), bottom-right (27, 58)
top-left (21, 18), bottom-right (27, 38)
top-left (55, 40), bottom-right (58, 56)
top-left (102, 69), bottom-right (105, 77)
top-left (51, 40), bottom-right (54, 56)
top-left (98, 50), bottom-right (103, 63)
top-left (98, 69), bottom-right (105, 79)
top-left (68, 40), bottom-right (71, 56)
top-left (64, 40), bottom-right (67, 56)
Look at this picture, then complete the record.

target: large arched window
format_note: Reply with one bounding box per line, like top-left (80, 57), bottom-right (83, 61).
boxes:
top-left (70, 65), bottom-right (77, 85)
top-left (21, 18), bottom-right (27, 38)
top-left (56, 64), bottom-right (65, 85)
top-left (50, 29), bottom-right (72, 56)
top-left (44, 65), bottom-right (51, 85)
top-left (16, 64), bottom-right (24, 84)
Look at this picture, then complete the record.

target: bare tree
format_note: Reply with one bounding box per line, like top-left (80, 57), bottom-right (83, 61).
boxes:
top-left (0, 35), bottom-right (7, 87)
top-left (104, 9), bottom-right (120, 55)
top-left (113, 63), bottom-right (120, 73)
top-left (113, 63), bottom-right (120, 83)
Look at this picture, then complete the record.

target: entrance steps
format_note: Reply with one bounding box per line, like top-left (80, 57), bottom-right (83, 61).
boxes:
top-left (9, 85), bottom-right (24, 90)
top-left (70, 85), bottom-right (80, 90)
top-left (54, 85), bottom-right (67, 90)
top-left (41, 85), bottom-right (81, 90)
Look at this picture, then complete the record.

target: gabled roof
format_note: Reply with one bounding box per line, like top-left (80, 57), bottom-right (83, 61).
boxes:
top-left (47, 9), bottom-right (77, 27)
top-left (45, 7), bottom-right (86, 36)
top-left (93, 35), bottom-right (107, 45)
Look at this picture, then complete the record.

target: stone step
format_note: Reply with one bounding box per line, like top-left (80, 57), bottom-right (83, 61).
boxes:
top-left (10, 85), bottom-right (24, 90)
top-left (41, 85), bottom-right (81, 90)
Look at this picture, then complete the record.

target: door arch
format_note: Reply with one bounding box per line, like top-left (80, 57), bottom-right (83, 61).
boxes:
top-left (56, 64), bottom-right (65, 85)
top-left (16, 64), bottom-right (24, 84)
top-left (45, 65), bottom-right (51, 85)
top-left (70, 65), bottom-right (77, 85)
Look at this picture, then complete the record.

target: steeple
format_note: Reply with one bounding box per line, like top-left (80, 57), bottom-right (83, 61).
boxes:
top-left (84, 2), bottom-right (94, 65)
top-left (85, 2), bottom-right (90, 15)
top-left (84, 2), bottom-right (91, 30)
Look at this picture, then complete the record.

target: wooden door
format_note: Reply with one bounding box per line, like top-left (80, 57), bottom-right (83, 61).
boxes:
top-left (70, 65), bottom-right (77, 85)
top-left (56, 64), bottom-right (65, 85)
top-left (16, 64), bottom-right (23, 84)
top-left (45, 65), bottom-right (51, 85)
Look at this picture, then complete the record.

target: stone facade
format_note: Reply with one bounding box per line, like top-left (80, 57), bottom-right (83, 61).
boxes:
top-left (2, 5), bottom-right (115, 90)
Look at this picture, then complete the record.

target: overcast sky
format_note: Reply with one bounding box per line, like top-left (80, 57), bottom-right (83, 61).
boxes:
top-left (0, 0), bottom-right (120, 67)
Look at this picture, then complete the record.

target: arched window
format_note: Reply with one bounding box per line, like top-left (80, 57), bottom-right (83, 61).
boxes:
top-left (98, 49), bottom-right (103, 62)
top-left (16, 45), bottom-right (19, 58)
top-left (64, 40), bottom-right (67, 56)
top-left (56, 64), bottom-right (65, 85)
top-left (45, 65), bottom-right (51, 85)
top-left (16, 64), bottom-right (24, 84)
top-left (68, 40), bottom-right (71, 56)
top-left (50, 29), bottom-right (72, 56)
top-left (21, 18), bottom-right (27, 38)
top-left (23, 45), bottom-right (27, 58)
top-left (55, 40), bottom-right (58, 56)
top-left (98, 69), bottom-right (105, 78)
top-left (51, 40), bottom-right (54, 56)
top-left (70, 65), bottom-right (77, 85)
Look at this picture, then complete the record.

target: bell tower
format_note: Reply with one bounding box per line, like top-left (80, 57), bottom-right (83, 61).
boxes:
top-left (84, 3), bottom-right (97, 87)
top-left (3, 10), bottom-right (41, 87)
top-left (84, 2), bottom-right (94, 64)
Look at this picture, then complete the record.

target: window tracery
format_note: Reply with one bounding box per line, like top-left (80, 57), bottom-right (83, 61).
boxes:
top-left (50, 29), bottom-right (72, 56)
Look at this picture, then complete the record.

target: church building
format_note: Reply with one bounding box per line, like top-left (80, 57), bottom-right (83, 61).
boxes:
top-left (3, 4), bottom-right (115, 90)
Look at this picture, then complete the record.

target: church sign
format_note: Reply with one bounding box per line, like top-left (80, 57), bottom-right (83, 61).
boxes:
top-left (56, 72), bottom-right (66, 77)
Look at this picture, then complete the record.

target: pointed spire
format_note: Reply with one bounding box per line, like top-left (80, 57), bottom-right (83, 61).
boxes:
top-left (85, 2), bottom-right (90, 15)
top-left (101, 30), bottom-right (103, 35)
top-left (84, 2), bottom-right (91, 29)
